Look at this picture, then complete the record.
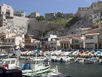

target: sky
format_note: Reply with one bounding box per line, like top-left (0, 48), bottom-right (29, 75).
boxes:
top-left (0, 0), bottom-right (101, 16)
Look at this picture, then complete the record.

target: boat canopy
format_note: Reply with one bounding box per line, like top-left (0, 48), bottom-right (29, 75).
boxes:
top-left (13, 50), bottom-right (21, 55)
top-left (32, 51), bottom-right (40, 55)
top-left (95, 51), bottom-right (102, 56)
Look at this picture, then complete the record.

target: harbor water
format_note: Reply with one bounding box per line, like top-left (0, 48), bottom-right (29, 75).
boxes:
top-left (50, 62), bottom-right (102, 77)
top-left (20, 59), bottom-right (102, 77)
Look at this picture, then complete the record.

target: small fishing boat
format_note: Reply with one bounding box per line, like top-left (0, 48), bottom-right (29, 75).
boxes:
top-left (84, 59), bottom-right (98, 64)
top-left (47, 66), bottom-right (62, 77)
top-left (75, 58), bottom-right (85, 63)
top-left (41, 66), bottom-right (71, 77)
top-left (0, 58), bottom-right (19, 69)
top-left (22, 62), bottom-right (56, 76)
top-left (0, 58), bottom-right (22, 77)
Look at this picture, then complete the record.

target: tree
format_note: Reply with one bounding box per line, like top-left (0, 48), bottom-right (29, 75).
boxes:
top-left (36, 16), bottom-right (45, 21)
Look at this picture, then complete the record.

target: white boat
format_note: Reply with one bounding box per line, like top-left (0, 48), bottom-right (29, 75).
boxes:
top-left (47, 66), bottom-right (61, 77)
top-left (75, 58), bottom-right (85, 63)
top-left (0, 58), bottom-right (19, 69)
top-left (22, 61), bottom-right (55, 76)
top-left (44, 66), bottom-right (70, 77)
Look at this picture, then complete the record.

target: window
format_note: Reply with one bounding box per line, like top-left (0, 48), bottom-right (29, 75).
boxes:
top-left (6, 9), bottom-right (10, 16)
top-left (12, 39), bottom-right (15, 42)
top-left (75, 40), bottom-right (79, 43)
top-left (4, 19), bottom-right (6, 21)
top-left (72, 40), bottom-right (79, 43)
top-left (11, 60), bottom-right (15, 64)
top-left (7, 6), bottom-right (9, 8)
top-left (8, 39), bottom-right (10, 43)
top-left (0, 60), bottom-right (3, 65)
top-left (4, 61), bottom-right (10, 64)
top-left (86, 36), bottom-right (93, 39)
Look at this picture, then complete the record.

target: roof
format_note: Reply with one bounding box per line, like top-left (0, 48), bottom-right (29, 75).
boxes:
top-left (59, 27), bottom-right (102, 41)
top-left (72, 36), bottom-right (84, 41)
top-left (60, 40), bottom-right (70, 43)
top-left (85, 27), bottom-right (102, 35)
top-left (80, 27), bottom-right (92, 31)
top-left (74, 27), bottom-right (102, 36)
top-left (85, 33), bottom-right (100, 36)
top-left (6, 37), bottom-right (15, 39)
top-left (0, 44), bottom-right (15, 47)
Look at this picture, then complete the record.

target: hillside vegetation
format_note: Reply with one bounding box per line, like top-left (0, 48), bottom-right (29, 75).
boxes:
top-left (65, 16), bottom-right (81, 28)
top-left (47, 18), bottom-right (70, 25)
top-left (40, 16), bottom-right (82, 36)
top-left (28, 16), bottom-right (82, 37)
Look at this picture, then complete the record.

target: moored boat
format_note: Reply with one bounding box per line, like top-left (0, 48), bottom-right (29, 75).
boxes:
top-left (75, 58), bottom-right (85, 63)
top-left (22, 62), bottom-right (56, 76)
top-left (84, 58), bottom-right (98, 64)
top-left (0, 58), bottom-right (19, 69)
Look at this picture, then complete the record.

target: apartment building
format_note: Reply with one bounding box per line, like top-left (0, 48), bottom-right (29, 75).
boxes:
top-left (25, 35), bottom-right (41, 49)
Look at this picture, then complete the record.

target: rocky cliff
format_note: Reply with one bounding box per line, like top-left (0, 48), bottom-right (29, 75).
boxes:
top-left (0, 16), bottom-right (28, 35)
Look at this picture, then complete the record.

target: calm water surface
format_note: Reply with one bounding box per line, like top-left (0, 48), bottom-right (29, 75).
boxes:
top-left (50, 62), bottom-right (102, 77)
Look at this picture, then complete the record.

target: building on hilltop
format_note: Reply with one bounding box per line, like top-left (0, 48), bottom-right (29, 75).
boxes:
top-left (45, 13), bottom-right (55, 20)
top-left (0, 4), bottom-right (14, 17)
top-left (55, 12), bottom-right (63, 18)
top-left (28, 12), bottom-right (40, 18)
top-left (91, 1), bottom-right (102, 10)
top-left (14, 11), bottom-right (26, 17)
top-left (77, 1), bottom-right (102, 18)
top-left (45, 12), bottom-right (73, 20)
top-left (0, 4), bottom-right (14, 26)
top-left (0, 4), bottom-right (29, 35)
top-left (77, 7), bottom-right (92, 17)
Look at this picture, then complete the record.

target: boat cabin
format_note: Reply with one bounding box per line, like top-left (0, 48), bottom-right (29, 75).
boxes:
top-left (0, 58), bottom-right (19, 69)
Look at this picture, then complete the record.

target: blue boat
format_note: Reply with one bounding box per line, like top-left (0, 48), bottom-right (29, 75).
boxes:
top-left (85, 59), bottom-right (98, 64)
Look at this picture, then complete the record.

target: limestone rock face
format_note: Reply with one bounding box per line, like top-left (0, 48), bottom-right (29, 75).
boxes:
top-left (65, 16), bottom-right (94, 35)
top-left (63, 9), bottom-right (102, 35)
top-left (0, 10), bottom-right (102, 38)
top-left (0, 16), bottom-right (29, 35)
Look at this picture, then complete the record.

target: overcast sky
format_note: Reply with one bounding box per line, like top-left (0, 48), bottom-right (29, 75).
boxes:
top-left (0, 0), bottom-right (101, 16)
